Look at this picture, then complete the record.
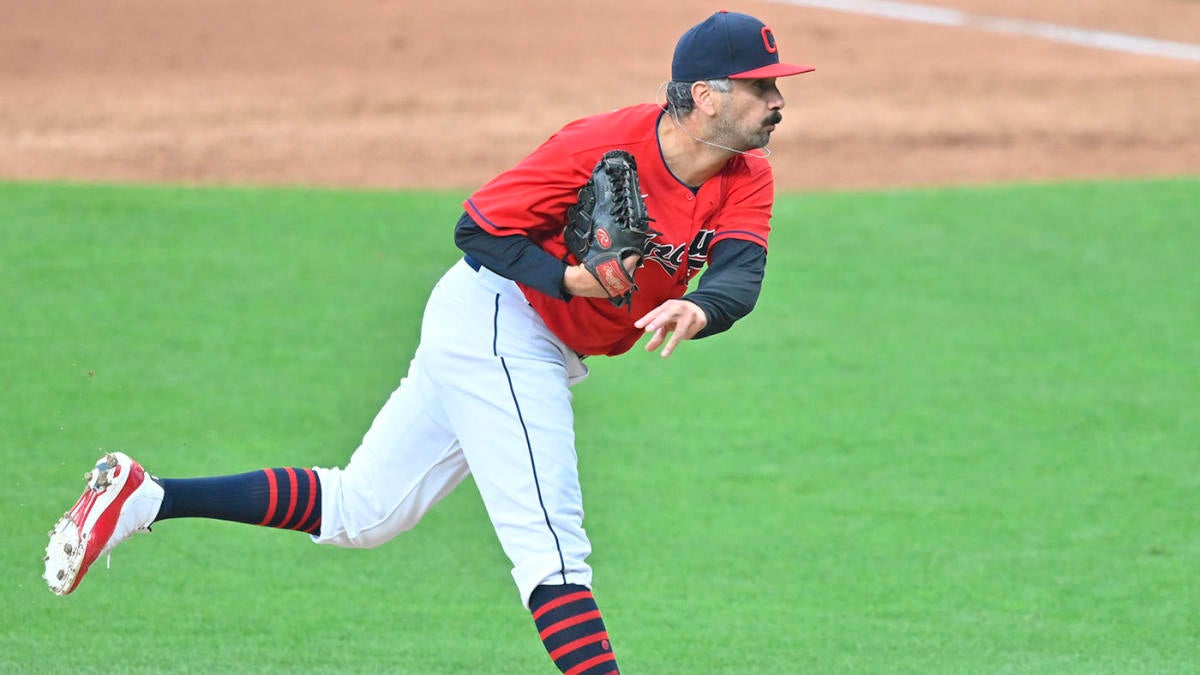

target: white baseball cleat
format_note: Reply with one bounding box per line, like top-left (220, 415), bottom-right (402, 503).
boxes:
top-left (43, 452), bottom-right (164, 596)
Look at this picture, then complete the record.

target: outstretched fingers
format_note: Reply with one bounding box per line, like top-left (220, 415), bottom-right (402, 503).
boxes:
top-left (634, 300), bottom-right (708, 358)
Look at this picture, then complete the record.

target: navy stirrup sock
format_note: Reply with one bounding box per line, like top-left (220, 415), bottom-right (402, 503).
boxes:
top-left (154, 468), bottom-right (321, 534)
top-left (529, 583), bottom-right (619, 675)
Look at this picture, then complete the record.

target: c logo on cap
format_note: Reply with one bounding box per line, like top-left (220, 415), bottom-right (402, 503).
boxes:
top-left (761, 27), bottom-right (778, 54)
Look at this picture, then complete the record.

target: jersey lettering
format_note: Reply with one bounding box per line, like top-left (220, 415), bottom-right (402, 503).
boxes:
top-left (645, 228), bottom-right (715, 277)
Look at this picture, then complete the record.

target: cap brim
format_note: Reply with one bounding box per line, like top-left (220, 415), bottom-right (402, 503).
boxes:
top-left (728, 62), bottom-right (815, 79)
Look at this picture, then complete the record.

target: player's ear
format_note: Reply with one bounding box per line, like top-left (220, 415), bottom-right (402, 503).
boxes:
top-left (690, 81), bottom-right (721, 117)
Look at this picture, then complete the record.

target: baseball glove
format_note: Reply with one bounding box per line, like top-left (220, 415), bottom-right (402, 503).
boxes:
top-left (564, 150), bottom-right (658, 307)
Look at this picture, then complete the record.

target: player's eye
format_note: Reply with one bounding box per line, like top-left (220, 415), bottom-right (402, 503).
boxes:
top-left (756, 79), bottom-right (780, 97)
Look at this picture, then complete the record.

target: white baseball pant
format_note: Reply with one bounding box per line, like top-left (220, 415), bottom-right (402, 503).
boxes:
top-left (312, 258), bottom-right (593, 608)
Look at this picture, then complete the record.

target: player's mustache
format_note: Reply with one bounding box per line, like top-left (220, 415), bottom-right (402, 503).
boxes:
top-left (764, 112), bottom-right (783, 126)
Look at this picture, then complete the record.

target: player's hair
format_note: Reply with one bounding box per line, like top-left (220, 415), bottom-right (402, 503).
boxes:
top-left (664, 78), bottom-right (732, 115)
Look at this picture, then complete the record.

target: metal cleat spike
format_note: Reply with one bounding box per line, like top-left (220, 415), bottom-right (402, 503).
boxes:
top-left (56, 570), bottom-right (66, 581)
top-left (63, 543), bottom-right (74, 555)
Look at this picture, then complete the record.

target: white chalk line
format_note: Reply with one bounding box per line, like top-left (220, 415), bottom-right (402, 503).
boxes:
top-left (770, 0), bottom-right (1200, 63)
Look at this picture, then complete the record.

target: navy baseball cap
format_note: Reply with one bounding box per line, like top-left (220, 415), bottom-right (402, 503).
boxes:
top-left (672, 10), bottom-right (814, 82)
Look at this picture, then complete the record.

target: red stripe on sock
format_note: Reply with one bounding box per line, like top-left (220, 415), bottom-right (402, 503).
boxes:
top-left (257, 469), bottom-right (278, 526)
top-left (294, 469), bottom-right (317, 531)
top-left (532, 590), bottom-right (594, 621)
top-left (549, 631), bottom-right (609, 662)
top-left (564, 651), bottom-right (617, 675)
top-left (278, 467), bottom-right (299, 529)
top-left (539, 610), bottom-right (602, 641)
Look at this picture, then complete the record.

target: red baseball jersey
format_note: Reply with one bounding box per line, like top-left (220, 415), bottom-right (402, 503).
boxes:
top-left (463, 103), bottom-right (774, 356)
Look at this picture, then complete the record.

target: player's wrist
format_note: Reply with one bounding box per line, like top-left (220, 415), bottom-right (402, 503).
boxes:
top-left (563, 265), bottom-right (601, 298)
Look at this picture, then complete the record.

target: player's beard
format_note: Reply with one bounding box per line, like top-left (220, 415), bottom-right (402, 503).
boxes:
top-left (748, 111), bottom-right (784, 149)
top-left (712, 110), bottom-right (784, 151)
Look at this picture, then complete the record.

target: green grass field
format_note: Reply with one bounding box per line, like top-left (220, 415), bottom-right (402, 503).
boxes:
top-left (2, 178), bottom-right (1197, 673)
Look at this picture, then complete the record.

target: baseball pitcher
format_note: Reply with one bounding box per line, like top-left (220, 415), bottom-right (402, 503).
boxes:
top-left (43, 11), bottom-right (813, 674)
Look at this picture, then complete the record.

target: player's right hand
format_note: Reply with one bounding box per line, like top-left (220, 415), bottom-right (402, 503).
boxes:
top-left (634, 299), bottom-right (708, 358)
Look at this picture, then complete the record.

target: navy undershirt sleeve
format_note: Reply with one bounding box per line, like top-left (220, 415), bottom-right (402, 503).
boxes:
top-left (453, 212), bottom-right (570, 300)
top-left (683, 238), bottom-right (767, 339)
top-left (454, 211), bottom-right (767, 332)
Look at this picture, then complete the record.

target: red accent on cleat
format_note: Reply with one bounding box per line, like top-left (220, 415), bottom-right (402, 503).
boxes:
top-left (43, 452), bottom-right (162, 596)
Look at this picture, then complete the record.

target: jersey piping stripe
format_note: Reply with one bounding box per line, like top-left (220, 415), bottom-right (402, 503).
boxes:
top-left (538, 609), bottom-right (603, 640)
top-left (532, 590), bottom-right (595, 620)
top-left (279, 467), bottom-right (299, 529)
top-left (465, 198), bottom-right (503, 233)
top-left (549, 632), bottom-right (610, 661)
top-left (563, 650), bottom-right (617, 675)
top-left (656, 108), bottom-right (698, 193)
top-left (712, 229), bottom-right (768, 247)
top-left (493, 293), bottom-right (569, 586)
top-left (257, 468), bottom-right (278, 526)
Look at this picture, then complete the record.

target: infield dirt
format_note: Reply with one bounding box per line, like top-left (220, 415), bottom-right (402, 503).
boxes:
top-left (1, 0), bottom-right (1197, 191)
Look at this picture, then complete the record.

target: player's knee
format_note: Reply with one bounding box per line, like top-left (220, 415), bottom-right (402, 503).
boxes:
top-left (340, 522), bottom-right (411, 549)
top-left (316, 509), bottom-right (421, 549)
top-left (312, 465), bottom-right (424, 549)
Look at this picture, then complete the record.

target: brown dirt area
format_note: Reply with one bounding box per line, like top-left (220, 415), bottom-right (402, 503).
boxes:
top-left (1, 0), bottom-right (1197, 192)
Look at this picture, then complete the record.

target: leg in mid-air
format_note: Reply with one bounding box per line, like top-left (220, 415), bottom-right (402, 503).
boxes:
top-left (43, 453), bottom-right (325, 595)
top-left (42, 259), bottom-right (486, 595)
top-left (43, 350), bottom-right (470, 596)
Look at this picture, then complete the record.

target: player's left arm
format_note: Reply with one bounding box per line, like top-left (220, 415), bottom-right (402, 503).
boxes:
top-left (634, 238), bottom-right (766, 357)
top-left (683, 238), bottom-right (767, 338)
